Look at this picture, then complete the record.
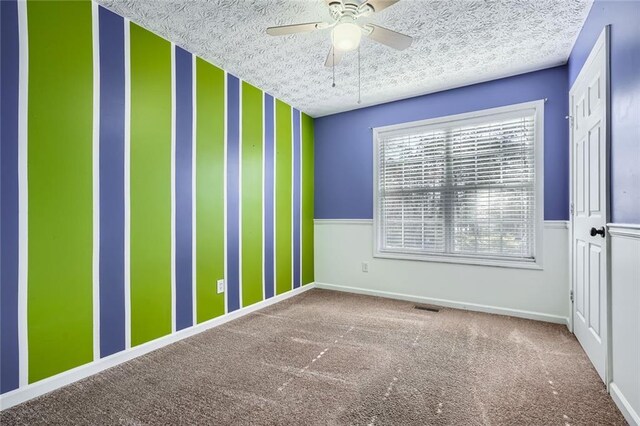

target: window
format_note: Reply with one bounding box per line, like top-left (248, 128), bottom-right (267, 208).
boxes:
top-left (373, 101), bottom-right (543, 269)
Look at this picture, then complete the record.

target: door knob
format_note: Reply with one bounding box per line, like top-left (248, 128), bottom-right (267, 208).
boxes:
top-left (590, 226), bottom-right (605, 237)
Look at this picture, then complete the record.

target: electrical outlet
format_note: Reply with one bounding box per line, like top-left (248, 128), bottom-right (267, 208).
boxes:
top-left (216, 279), bottom-right (225, 294)
top-left (362, 261), bottom-right (369, 273)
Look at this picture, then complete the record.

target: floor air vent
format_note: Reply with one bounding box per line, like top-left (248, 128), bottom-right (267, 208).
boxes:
top-left (414, 305), bottom-right (440, 312)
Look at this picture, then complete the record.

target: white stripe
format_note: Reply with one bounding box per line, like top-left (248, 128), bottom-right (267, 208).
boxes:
top-left (290, 108), bottom-right (294, 291)
top-left (261, 91), bottom-right (266, 301)
top-left (191, 54), bottom-right (197, 326)
top-left (238, 81), bottom-right (243, 309)
top-left (17, 0), bottom-right (29, 388)
top-left (299, 110), bottom-right (303, 286)
top-left (272, 97), bottom-right (277, 295)
top-left (223, 72), bottom-right (228, 315)
top-left (91, 0), bottom-right (101, 360)
top-left (123, 19), bottom-right (131, 349)
top-left (170, 44), bottom-right (177, 333)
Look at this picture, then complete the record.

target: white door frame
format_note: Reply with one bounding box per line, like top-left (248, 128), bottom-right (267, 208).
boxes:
top-left (568, 25), bottom-right (611, 386)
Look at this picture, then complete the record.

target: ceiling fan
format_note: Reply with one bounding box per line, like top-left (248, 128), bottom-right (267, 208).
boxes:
top-left (266, 0), bottom-right (412, 67)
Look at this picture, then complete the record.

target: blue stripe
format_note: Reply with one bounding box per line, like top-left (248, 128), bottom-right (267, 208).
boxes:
top-left (174, 46), bottom-right (193, 330)
top-left (98, 6), bottom-right (126, 358)
top-left (292, 109), bottom-right (301, 289)
top-left (263, 94), bottom-right (275, 299)
top-left (226, 74), bottom-right (240, 312)
top-left (0, 0), bottom-right (20, 394)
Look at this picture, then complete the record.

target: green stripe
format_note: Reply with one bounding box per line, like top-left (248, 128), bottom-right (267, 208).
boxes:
top-left (301, 113), bottom-right (315, 285)
top-left (27, 0), bottom-right (94, 383)
top-left (241, 82), bottom-right (263, 307)
top-left (275, 100), bottom-right (292, 295)
top-left (195, 58), bottom-right (225, 322)
top-left (129, 23), bottom-right (172, 346)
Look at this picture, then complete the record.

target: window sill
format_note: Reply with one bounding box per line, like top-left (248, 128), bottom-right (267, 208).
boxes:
top-left (373, 250), bottom-right (543, 270)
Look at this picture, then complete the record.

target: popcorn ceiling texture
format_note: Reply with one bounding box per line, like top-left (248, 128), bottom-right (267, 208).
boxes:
top-left (97, 0), bottom-right (593, 117)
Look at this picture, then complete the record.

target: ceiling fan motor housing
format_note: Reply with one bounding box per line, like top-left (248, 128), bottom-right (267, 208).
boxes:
top-left (265, 0), bottom-right (411, 67)
top-left (329, 1), bottom-right (374, 22)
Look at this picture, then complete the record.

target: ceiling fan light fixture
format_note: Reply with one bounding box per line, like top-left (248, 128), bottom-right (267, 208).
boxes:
top-left (331, 22), bottom-right (362, 52)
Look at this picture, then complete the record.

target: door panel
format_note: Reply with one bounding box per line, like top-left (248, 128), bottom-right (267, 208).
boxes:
top-left (575, 240), bottom-right (586, 319)
top-left (588, 75), bottom-right (601, 113)
top-left (589, 124), bottom-right (601, 214)
top-left (570, 28), bottom-right (608, 383)
top-left (588, 244), bottom-right (601, 337)
top-left (576, 138), bottom-right (586, 214)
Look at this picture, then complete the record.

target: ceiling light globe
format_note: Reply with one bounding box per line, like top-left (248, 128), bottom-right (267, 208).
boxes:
top-left (332, 22), bottom-right (362, 52)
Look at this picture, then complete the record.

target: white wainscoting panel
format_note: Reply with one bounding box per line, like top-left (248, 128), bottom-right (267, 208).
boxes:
top-left (315, 220), bottom-right (570, 324)
top-left (608, 223), bottom-right (640, 426)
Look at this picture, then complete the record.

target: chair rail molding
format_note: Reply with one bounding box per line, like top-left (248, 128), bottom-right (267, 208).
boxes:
top-left (314, 219), bottom-right (373, 225)
top-left (315, 219), bottom-right (569, 229)
top-left (607, 223), bottom-right (640, 239)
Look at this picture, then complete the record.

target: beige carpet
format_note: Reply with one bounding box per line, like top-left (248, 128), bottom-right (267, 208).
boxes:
top-left (1, 289), bottom-right (626, 425)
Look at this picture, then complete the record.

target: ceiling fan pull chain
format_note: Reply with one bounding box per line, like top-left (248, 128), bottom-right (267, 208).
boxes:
top-left (332, 48), bottom-right (336, 88)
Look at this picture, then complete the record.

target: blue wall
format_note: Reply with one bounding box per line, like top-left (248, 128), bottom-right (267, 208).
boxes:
top-left (568, 0), bottom-right (640, 224)
top-left (315, 66), bottom-right (569, 220)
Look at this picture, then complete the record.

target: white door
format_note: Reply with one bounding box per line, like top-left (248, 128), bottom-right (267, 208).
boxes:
top-left (570, 27), bottom-right (609, 383)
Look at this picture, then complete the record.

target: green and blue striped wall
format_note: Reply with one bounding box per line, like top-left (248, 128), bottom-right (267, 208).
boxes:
top-left (0, 0), bottom-right (314, 394)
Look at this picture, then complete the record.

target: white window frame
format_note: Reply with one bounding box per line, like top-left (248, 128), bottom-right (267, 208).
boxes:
top-left (372, 100), bottom-right (545, 269)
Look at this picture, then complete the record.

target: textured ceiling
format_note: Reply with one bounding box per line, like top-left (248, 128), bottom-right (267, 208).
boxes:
top-left (97, 0), bottom-right (593, 117)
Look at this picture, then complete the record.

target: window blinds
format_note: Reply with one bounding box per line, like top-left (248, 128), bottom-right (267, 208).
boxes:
top-left (376, 108), bottom-right (538, 262)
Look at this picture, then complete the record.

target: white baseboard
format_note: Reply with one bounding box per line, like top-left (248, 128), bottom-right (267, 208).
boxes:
top-left (316, 282), bottom-right (569, 325)
top-left (611, 382), bottom-right (640, 426)
top-left (0, 283), bottom-right (316, 411)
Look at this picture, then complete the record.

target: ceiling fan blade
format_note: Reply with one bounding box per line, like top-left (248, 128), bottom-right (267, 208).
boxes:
top-left (360, 0), bottom-right (400, 13)
top-left (324, 46), bottom-right (344, 67)
top-left (266, 22), bottom-right (324, 36)
top-left (365, 24), bottom-right (412, 50)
